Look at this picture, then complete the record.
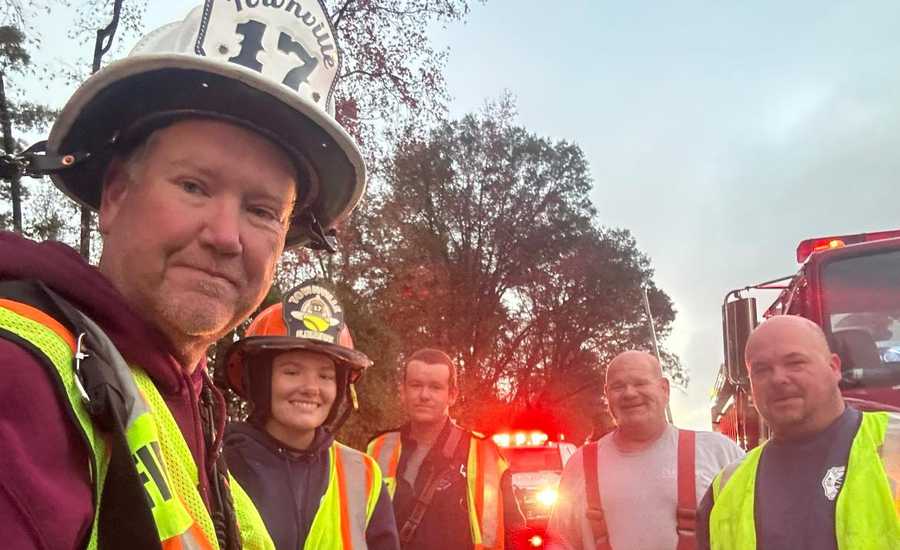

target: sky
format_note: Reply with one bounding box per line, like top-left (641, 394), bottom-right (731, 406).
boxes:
top-left (17, 1), bottom-right (900, 429)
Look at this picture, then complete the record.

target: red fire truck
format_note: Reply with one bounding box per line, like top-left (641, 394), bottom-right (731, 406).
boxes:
top-left (492, 430), bottom-right (577, 548)
top-left (712, 229), bottom-right (900, 449)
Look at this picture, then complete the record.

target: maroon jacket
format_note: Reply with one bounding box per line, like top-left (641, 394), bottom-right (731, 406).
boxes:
top-left (0, 231), bottom-right (221, 550)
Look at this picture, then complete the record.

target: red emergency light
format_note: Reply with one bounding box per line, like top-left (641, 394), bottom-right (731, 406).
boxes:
top-left (796, 229), bottom-right (900, 263)
top-left (492, 430), bottom-right (550, 448)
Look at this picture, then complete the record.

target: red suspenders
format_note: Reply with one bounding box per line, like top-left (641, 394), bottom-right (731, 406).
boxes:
top-left (584, 429), bottom-right (697, 550)
top-left (675, 429), bottom-right (697, 550)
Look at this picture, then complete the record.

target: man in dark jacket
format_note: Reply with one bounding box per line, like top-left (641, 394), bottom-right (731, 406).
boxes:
top-left (222, 282), bottom-right (400, 549)
top-left (368, 348), bottom-right (526, 550)
top-left (0, 2), bottom-right (367, 548)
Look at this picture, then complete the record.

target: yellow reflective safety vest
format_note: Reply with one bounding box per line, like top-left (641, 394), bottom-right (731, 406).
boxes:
top-left (299, 442), bottom-right (384, 549)
top-left (367, 424), bottom-right (507, 550)
top-left (709, 411), bottom-right (900, 550)
top-left (0, 296), bottom-right (274, 550)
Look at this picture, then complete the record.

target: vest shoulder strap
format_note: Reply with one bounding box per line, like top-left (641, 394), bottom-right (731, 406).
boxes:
top-left (397, 430), bottom-right (469, 544)
top-left (0, 279), bottom-right (161, 550)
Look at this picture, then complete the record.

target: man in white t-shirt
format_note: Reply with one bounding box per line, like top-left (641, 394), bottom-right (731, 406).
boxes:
top-left (547, 351), bottom-right (744, 550)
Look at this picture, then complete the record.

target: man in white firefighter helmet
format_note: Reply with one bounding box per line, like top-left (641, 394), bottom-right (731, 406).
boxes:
top-left (0, 1), bottom-right (365, 548)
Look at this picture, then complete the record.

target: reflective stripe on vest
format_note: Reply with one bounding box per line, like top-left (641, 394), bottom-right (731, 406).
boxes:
top-left (304, 443), bottom-right (383, 549)
top-left (367, 432), bottom-right (402, 499)
top-left (709, 411), bottom-right (900, 550)
top-left (0, 300), bottom-right (274, 550)
top-left (367, 430), bottom-right (508, 549)
top-left (0, 299), bottom-right (109, 550)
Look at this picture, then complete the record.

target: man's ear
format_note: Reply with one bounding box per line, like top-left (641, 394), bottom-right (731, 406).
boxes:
top-left (829, 352), bottom-right (843, 381)
top-left (98, 157), bottom-right (131, 235)
top-left (448, 385), bottom-right (459, 408)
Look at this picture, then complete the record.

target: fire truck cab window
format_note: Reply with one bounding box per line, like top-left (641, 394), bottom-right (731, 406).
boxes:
top-left (822, 250), bottom-right (900, 365)
top-left (503, 448), bottom-right (564, 472)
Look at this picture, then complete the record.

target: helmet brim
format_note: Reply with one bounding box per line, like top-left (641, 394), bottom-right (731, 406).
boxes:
top-left (48, 54), bottom-right (366, 249)
top-left (224, 335), bottom-right (372, 398)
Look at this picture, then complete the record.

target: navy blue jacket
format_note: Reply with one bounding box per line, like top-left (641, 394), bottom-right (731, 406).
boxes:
top-left (224, 422), bottom-right (400, 550)
top-left (388, 420), bottom-right (526, 550)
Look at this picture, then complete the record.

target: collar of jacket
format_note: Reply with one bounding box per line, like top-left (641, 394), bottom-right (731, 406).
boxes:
top-left (228, 422), bottom-right (335, 460)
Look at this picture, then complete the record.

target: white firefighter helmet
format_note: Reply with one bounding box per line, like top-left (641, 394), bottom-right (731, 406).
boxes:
top-left (45, 1), bottom-right (364, 249)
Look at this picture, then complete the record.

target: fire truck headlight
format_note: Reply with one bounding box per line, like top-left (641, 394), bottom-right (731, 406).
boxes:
top-left (536, 487), bottom-right (558, 507)
top-left (528, 534), bottom-right (544, 547)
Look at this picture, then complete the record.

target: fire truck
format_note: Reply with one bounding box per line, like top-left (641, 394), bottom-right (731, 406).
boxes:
top-left (712, 229), bottom-right (900, 449)
top-left (492, 430), bottom-right (577, 548)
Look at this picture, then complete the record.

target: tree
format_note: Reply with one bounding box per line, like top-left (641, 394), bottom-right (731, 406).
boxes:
top-left (344, 98), bottom-right (681, 441)
top-left (0, 25), bottom-right (56, 234)
top-left (0, 1), bottom-right (147, 250)
top-left (325, 0), bottom-right (479, 149)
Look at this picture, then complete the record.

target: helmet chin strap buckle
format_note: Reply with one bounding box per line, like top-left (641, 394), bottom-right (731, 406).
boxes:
top-left (1, 140), bottom-right (93, 178)
top-left (349, 383), bottom-right (359, 411)
top-left (304, 211), bottom-right (338, 253)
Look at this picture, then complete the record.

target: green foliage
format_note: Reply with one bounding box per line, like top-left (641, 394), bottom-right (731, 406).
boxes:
top-left (0, 25), bottom-right (29, 70)
top-left (9, 101), bottom-right (56, 132)
top-left (332, 98), bottom-right (683, 443)
top-left (5, 3), bottom-right (684, 447)
top-left (325, 0), bottom-right (479, 154)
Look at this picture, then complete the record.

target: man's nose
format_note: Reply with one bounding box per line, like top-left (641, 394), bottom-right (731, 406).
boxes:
top-left (199, 197), bottom-right (243, 255)
top-left (770, 365), bottom-right (792, 385)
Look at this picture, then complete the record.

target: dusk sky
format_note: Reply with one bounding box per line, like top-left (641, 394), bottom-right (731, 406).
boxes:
top-left (19, 1), bottom-right (900, 428)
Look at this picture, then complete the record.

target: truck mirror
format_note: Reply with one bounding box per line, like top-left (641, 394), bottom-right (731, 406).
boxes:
top-left (723, 296), bottom-right (757, 386)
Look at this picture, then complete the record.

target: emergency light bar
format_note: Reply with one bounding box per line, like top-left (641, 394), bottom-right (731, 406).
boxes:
top-left (492, 430), bottom-right (550, 447)
top-left (796, 229), bottom-right (900, 263)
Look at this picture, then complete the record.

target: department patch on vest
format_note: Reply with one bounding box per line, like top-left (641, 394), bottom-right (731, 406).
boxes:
top-left (821, 465), bottom-right (846, 501)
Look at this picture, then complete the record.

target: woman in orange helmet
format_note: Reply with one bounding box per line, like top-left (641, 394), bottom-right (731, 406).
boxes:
top-left (221, 281), bottom-right (400, 550)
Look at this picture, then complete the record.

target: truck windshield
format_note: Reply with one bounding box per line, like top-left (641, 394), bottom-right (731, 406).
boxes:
top-left (502, 447), bottom-right (563, 472)
top-left (822, 249), bottom-right (900, 367)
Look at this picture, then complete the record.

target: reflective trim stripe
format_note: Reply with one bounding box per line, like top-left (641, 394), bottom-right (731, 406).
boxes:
top-left (712, 459), bottom-right (744, 500)
top-left (467, 436), bottom-right (506, 550)
top-left (467, 439), bottom-right (484, 545)
top-left (879, 412), bottom-right (900, 505)
top-left (0, 300), bottom-right (220, 549)
top-left (368, 432), bottom-right (402, 499)
top-left (0, 298), bottom-right (76, 352)
top-left (334, 446), bottom-right (354, 548)
top-left (337, 444), bottom-right (383, 549)
top-left (131, 368), bottom-right (216, 548)
top-left (835, 411), bottom-right (900, 547)
top-left (710, 412), bottom-right (900, 550)
top-left (307, 443), bottom-right (382, 549)
top-left (0, 302), bottom-right (107, 550)
top-left (0, 298), bottom-right (275, 549)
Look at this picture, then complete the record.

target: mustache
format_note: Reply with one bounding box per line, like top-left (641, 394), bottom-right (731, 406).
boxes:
top-left (173, 260), bottom-right (245, 286)
top-left (768, 388), bottom-right (803, 401)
